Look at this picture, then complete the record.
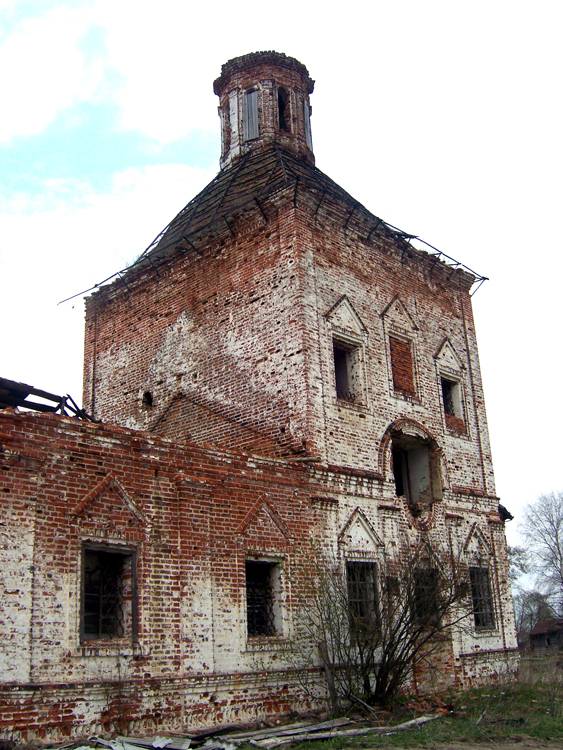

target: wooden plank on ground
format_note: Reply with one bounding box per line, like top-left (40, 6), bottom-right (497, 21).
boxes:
top-left (225, 718), bottom-right (352, 742)
top-left (254, 715), bottom-right (440, 747)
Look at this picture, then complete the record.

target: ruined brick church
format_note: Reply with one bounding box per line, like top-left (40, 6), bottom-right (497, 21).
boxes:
top-left (0, 52), bottom-right (517, 742)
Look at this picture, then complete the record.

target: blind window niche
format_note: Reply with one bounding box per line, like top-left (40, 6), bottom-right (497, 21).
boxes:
top-left (389, 336), bottom-right (415, 396)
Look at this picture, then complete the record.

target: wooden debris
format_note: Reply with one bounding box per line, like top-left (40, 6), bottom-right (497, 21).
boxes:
top-left (224, 718), bottom-right (353, 743)
top-left (251, 715), bottom-right (440, 747)
top-left (61, 713), bottom-right (439, 750)
top-left (221, 721), bottom-right (317, 740)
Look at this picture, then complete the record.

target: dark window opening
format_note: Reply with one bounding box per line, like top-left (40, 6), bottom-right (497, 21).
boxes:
top-left (469, 566), bottom-right (495, 629)
top-left (142, 391), bottom-right (153, 407)
top-left (391, 444), bottom-right (406, 497)
top-left (391, 433), bottom-right (440, 515)
top-left (389, 336), bottom-right (415, 395)
top-left (245, 560), bottom-right (281, 637)
top-left (333, 343), bottom-right (350, 399)
top-left (333, 339), bottom-right (362, 403)
top-left (413, 568), bottom-right (439, 625)
top-left (441, 378), bottom-right (455, 416)
top-left (82, 546), bottom-right (136, 641)
top-left (441, 377), bottom-right (465, 432)
top-left (346, 561), bottom-right (379, 638)
top-left (278, 87), bottom-right (290, 132)
top-left (385, 575), bottom-right (400, 599)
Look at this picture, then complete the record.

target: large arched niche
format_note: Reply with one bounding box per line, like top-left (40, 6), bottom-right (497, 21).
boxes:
top-left (378, 418), bottom-right (448, 526)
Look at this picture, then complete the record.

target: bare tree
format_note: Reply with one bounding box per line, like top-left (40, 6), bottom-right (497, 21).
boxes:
top-left (508, 545), bottom-right (529, 584)
top-left (292, 538), bottom-right (472, 710)
top-left (521, 492), bottom-right (563, 612)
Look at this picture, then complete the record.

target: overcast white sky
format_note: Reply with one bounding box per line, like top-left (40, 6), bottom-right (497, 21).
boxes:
top-left (1, 0), bottom-right (561, 544)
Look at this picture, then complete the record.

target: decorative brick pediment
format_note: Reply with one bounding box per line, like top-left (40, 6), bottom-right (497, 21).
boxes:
top-left (325, 295), bottom-right (367, 337)
top-left (236, 497), bottom-right (290, 544)
top-left (435, 337), bottom-right (464, 373)
top-left (463, 522), bottom-right (492, 558)
top-left (71, 474), bottom-right (147, 526)
top-left (381, 295), bottom-right (418, 333)
top-left (338, 507), bottom-right (384, 553)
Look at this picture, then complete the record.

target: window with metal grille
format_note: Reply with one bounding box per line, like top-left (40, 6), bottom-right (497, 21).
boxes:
top-left (413, 568), bottom-right (439, 625)
top-left (82, 545), bottom-right (136, 641)
top-left (346, 561), bottom-right (380, 637)
top-left (389, 336), bottom-right (415, 395)
top-left (245, 560), bottom-right (281, 637)
top-left (469, 566), bottom-right (495, 629)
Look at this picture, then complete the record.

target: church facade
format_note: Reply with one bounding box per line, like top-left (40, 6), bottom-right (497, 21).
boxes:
top-left (0, 52), bottom-right (517, 742)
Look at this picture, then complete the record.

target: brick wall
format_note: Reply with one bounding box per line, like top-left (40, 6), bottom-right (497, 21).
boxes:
top-left (84, 205), bottom-right (310, 458)
top-left (84, 183), bottom-right (496, 503)
top-left (0, 410), bottom-right (517, 741)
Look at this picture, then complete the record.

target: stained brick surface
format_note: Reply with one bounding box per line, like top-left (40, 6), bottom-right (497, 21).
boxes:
top-left (0, 405), bottom-right (518, 741)
top-left (0, 51), bottom-right (517, 742)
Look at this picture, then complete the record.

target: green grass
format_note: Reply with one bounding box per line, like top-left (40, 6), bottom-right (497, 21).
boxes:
top-left (244, 656), bottom-right (562, 748)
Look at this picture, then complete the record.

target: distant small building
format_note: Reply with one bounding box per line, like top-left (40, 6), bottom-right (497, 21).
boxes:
top-left (530, 618), bottom-right (563, 650)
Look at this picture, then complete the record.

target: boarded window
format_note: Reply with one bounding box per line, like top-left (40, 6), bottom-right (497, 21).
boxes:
top-left (243, 89), bottom-right (259, 141)
top-left (303, 99), bottom-right (313, 149)
top-left (82, 545), bottom-right (136, 641)
top-left (389, 336), bottom-right (415, 395)
top-left (245, 559), bottom-right (281, 636)
top-left (469, 566), bottom-right (495, 629)
top-left (346, 561), bottom-right (379, 637)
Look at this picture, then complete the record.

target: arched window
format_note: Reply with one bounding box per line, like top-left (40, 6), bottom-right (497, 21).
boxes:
top-left (391, 432), bottom-right (441, 516)
top-left (277, 87), bottom-right (290, 132)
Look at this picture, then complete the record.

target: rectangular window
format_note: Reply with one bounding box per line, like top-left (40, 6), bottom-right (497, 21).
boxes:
top-left (245, 559), bottom-right (282, 637)
top-left (441, 377), bottom-right (465, 432)
top-left (413, 568), bottom-right (439, 625)
top-left (389, 336), bottom-right (415, 395)
top-left (243, 90), bottom-right (259, 141)
top-left (81, 545), bottom-right (137, 641)
top-left (333, 339), bottom-right (362, 403)
top-left (391, 436), bottom-right (435, 513)
top-left (346, 561), bottom-right (379, 637)
top-left (469, 566), bottom-right (495, 629)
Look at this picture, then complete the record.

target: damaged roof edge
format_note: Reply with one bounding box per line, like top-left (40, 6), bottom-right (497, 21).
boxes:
top-left (0, 376), bottom-right (96, 421)
top-left (59, 147), bottom-right (487, 306)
